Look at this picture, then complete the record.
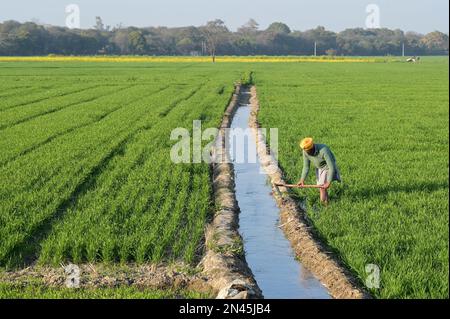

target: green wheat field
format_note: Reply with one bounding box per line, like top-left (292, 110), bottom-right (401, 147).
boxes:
top-left (0, 57), bottom-right (448, 298)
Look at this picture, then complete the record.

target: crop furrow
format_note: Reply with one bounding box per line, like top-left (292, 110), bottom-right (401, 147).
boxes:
top-left (0, 85), bottom-right (128, 131)
top-left (158, 81), bottom-right (208, 118)
top-left (1, 127), bottom-right (143, 267)
top-left (0, 86), bottom-right (45, 99)
top-left (0, 85), bottom-right (170, 165)
top-left (0, 83), bottom-right (102, 112)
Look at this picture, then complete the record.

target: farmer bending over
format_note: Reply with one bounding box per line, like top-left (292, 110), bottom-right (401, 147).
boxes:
top-left (297, 137), bottom-right (341, 205)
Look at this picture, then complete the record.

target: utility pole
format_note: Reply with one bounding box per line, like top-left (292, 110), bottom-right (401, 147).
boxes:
top-left (314, 41), bottom-right (317, 57)
top-left (402, 42), bottom-right (405, 57)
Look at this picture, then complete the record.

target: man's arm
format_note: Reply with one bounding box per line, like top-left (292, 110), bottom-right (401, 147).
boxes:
top-left (299, 152), bottom-right (310, 184)
top-left (323, 147), bottom-right (337, 186)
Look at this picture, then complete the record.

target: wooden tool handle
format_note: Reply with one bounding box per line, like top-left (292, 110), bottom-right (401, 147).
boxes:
top-left (274, 183), bottom-right (324, 189)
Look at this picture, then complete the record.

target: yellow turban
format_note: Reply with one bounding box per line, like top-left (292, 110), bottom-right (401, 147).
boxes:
top-left (299, 137), bottom-right (314, 151)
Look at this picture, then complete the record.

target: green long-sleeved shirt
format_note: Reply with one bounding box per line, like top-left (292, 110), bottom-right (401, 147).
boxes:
top-left (300, 144), bottom-right (338, 183)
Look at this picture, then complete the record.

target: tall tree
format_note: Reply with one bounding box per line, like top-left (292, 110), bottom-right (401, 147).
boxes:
top-left (302, 26), bottom-right (337, 55)
top-left (266, 22), bottom-right (291, 34)
top-left (128, 30), bottom-right (147, 54)
top-left (421, 31), bottom-right (449, 54)
top-left (201, 19), bottom-right (229, 62)
top-left (238, 19), bottom-right (259, 35)
top-left (94, 17), bottom-right (105, 31)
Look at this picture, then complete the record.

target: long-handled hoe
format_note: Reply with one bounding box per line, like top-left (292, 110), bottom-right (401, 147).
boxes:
top-left (273, 182), bottom-right (325, 198)
top-left (274, 183), bottom-right (324, 189)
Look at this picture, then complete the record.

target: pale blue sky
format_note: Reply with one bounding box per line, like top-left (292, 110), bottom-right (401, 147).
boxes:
top-left (0, 0), bottom-right (448, 33)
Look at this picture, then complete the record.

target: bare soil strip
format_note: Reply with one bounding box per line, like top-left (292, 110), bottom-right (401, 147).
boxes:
top-left (200, 84), bottom-right (263, 299)
top-left (0, 263), bottom-right (211, 293)
top-left (248, 86), bottom-right (371, 299)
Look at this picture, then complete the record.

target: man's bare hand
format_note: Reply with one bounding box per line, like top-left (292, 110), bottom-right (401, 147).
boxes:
top-left (297, 180), bottom-right (305, 188)
top-left (322, 182), bottom-right (331, 190)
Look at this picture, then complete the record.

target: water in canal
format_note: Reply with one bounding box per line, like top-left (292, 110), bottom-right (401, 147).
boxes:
top-left (227, 91), bottom-right (330, 299)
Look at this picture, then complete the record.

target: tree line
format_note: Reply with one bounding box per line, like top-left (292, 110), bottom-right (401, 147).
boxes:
top-left (0, 19), bottom-right (448, 57)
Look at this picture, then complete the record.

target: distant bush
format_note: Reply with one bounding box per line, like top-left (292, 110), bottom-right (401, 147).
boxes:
top-left (241, 71), bottom-right (254, 85)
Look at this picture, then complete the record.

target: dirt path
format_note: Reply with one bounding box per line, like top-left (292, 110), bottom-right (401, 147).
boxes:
top-left (0, 263), bottom-right (211, 293)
